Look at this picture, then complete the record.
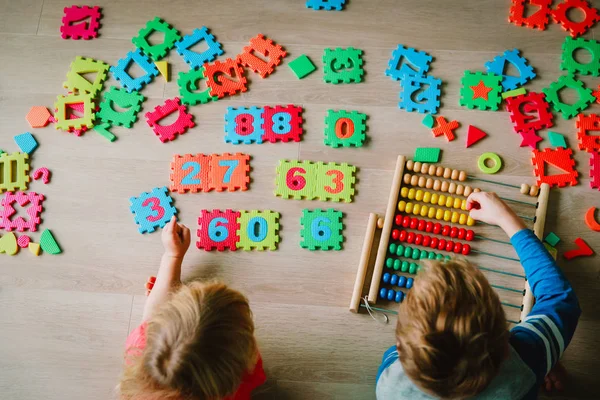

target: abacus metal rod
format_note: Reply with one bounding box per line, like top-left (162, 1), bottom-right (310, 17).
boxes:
top-left (467, 175), bottom-right (521, 189)
top-left (478, 266), bottom-right (525, 279)
top-left (501, 301), bottom-right (522, 309)
top-left (472, 249), bottom-right (520, 262)
top-left (491, 284), bottom-right (525, 294)
top-left (474, 235), bottom-right (511, 245)
top-left (499, 197), bottom-right (537, 207)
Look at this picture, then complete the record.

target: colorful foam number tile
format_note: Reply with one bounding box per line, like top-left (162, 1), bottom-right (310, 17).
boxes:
top-left (60, 5), bottom-right (102, 40)
top-left (237, 210), bottom-right (280, 251)
top-left (288, 54), bottom-right (317, 79)
top-left (63, 56), bottom-right (109, 97)
top-left (305, 0), bottom-right (346, 10)
top-left (178, 68), bottom-right (218, 106)
top-left (548, 131), bottom-right (568, 148)
top-left (505, 92), bottom-right (554, 134)
top-left (26, 106), bottom-right (52, 128)
top-left (169, 154), bottom-right (212, 193)
top-left (399, 74), bottom-right (442, 114)
top-left (145, 97), bottom-right (195, 143)
top-left (576, 113), bottom-right (600, 152)
top-left (224, 106), bottom-right (264, 144)
top-left (300, 208), bottom-right (344, 250)
top-left (314, 161), bottom-right (356, 202)
top-left (551, 0), bottom-right (600, 38)
top-left (531, 147), bottom-right (579, 187)
top-left (0, 191), bottom-right (44, 232)
top-left (509, 0), bottom-right (552, 30)
top-left (0, 152), bottom-right (30, 193)
top-left (196, 209), bottom-right (240, 251)
top-left (175, 27), bottom-right (223, 69)
top-left (132, 17), bottom-right (181, 61)
top-left (129, 187), bottom-right (177, 234)
top-left (324, 110), bottom-right (367, 148)
top-left (275, 160), bottom-right (317, 200)
top-left (561, 36), bottom-right (600, 76)
top-left (484, 49), bottom-right (536, 91)
top-left (478, 152), bottom-right (503, 174)
top-left (542, 74), bottom-right (595, 120)
top-left (413, 148), bottom-right (441, 163)
top-left (323, 47), bottom-right (364, 84)
top-left (110, 49), bottom-right (159, 93)
top-left (203, 58), bottom-right (248, 99)
top-left (39, 229), bottom-right (62, 255)
top-left (385, 45), bottom-right (432, 81)
top-left (262, 105), bottom-right (304, 143)
top-left (13, 132), bottom-right (38, 155)
top-left (97, 86), bottom-right (145, 128)
top-left (459, 71), bottom-right (502, 111)
top-left (563, 237), bottom-right (594, 260)
top-left (209, 153), bottom-right (250, 192)
top-left (237, 34), bottom-right (287, 78)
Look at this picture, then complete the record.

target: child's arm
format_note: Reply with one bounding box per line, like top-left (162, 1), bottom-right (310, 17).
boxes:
top-left (142, 216), bottom-right (191, 321)
top-left (467, 192), bottom-right (581, 383)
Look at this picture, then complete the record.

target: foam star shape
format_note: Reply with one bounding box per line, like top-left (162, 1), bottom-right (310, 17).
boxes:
top-left (518, 129), bottom-right (543, 149)
top-left (470, 80), bottom-right (493, 100)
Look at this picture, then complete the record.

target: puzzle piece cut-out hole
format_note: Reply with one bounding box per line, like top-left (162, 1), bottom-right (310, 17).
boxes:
top-left (125, 60), bottom-right (149, 80)
top-left (145, 30), bottom-right (166, 46)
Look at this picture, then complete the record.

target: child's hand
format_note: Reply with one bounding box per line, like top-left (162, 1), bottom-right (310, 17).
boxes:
top-left (161, 216), bottom-right (191, 258)
top-left (466, 191), bottom-right (525, 237)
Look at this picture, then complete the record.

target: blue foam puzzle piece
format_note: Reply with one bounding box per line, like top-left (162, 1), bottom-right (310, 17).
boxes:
top-left (484, 49), bottom-right (536, 92)
top-left (224, 106), bottom-right (265, 144)
top-left (129, 186), bottom-right (177, 234)
top-left (110, 49), bottom-right (159, 93)
top-left (14, 132), bottom-right (38, 154)
top-left (175, 27), bottom-right (224, 69)
top-left (305, 0), bottom-right (346, 10)
top-left (398, 74), bottom-right (442, 114)
top-left (385, 45), bottom-right (433, 81)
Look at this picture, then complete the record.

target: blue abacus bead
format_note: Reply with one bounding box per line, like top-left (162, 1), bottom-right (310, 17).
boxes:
top-left (383, 272), bottom-right (390, 283)
top-left (396, 244), bottom-right (405, 256)
top-left (387, 289), bottom-right (395, 301)
top-left (390, 274), bottom-right (399, 286)
top-left (393, 259), bottom-right (401, 270)
top-left (406, 277), bottom-right (414, 289)
top-left (409, 263), bottom-right (417, 274)
top-left (403, 246), bottom-right (412, 258)
top-left (379, 288), bottom-right (387, 299)
top-left (395, 291), bottom-right (404, 303)
top-left (386, 258), bottom-right (393, 268)
top-left (401, 261), bottom-right (409, 272)
top-left (389, 243), bottom-right (397, 253)
top-left (398, 276), bottom-right (407, 288)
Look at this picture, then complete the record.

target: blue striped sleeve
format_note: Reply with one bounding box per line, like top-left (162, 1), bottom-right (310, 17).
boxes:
top-left (376, 345), bottom-right (399, 384)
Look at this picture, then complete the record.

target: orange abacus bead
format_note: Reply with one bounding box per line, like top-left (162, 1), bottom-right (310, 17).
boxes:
top-left (414, 162), bottom-right (422, 172)
top-left (411, 175), bottom-right (418, 186)
top-left (459, 171), bottom-right (467, 181)
top-left (406, 160), bottom-right (414, 171)
top-left (520, 183), bottom-right (529, 194)
top-left (420, 163), bottom-right (429, 174)
top-left (441, 181), bottom-right (449, 192)
top-left (456, 185), bottom-right (464, 196)
top-left (448, 182), bottom-right (457, 194)
top-left (433, 180), bottom-right (441, 191)
top-left (436, 166), bottom-right (444, 176)
top-left (428, 165), bottom-right (436, 175)
top-left (426, 178), bottom-right (434, 189)
top-left (529, 185), bottom-right (539, 196)
top-left (451, 169), bottom-right (459, 180)
top-left (443, 168), bottom-right (452, 178)
top-left (464, 186), bottom-right (473, 197)
top-left (404, 173), bottom-right (411, 184)
top-left (418, 176), bottom-right (426, 187)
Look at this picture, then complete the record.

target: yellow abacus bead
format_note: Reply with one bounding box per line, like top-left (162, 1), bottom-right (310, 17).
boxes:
top-left (448, 182), bottom-right (457, 194)
top-left (436, 208), bottom-right (444, 220)
top-left (459, 213), bottom-right (467, 225)
top-left (446, 196), bottom-right (454, 208)
top-left (423, 191), bottom-right (432, 204)
top-left (428, 165), bottom-right (436, 176)
top-left (406, 202), bottom-right (414, 214)
top-left (413, 203), bottom-right (421, 215)
top-left (443, 168), bottom-right (452, 179)
top-left (428, 207), bottom-right (436, 218)
top-left (460, 199), bottom-right (468, 211)
top-left (411, 175), bottom-right (419, 186)
top-left (406, 160), bottom-right (414, 171)
top-left (414, 162), bottom-right (422, 172)
top-left (474, 188), bottom-right (481, 193)
top-left (398, 201), bottom-right (406, 212)
top-left (453, 198), bottom-right (462, 209)
top-left (451, 212), bottom-right (459, 223)
top-left (418, 176), bottom-right (426, 187)
top-left (464, 186), bottom-right (473, 197)
top-left (451, 170), bottom-right (459, 180)
top-left (441, 181), bottom-right (449, 192)
top-left (416, 190), bottom-right (425, 201)
top-left (520, 183), bottom-right (529, 194)
top-left (433, 180), bottom-right (441, 191)
top-left (420, 205), bottom-right (429, 217)
top-left (436, 166), bottom-right (444, 177)
top-left (431, 193), bottom-right (439, 205)
top-left (408, 188), bottom-right (416, 200)
top-left (420, 163), bottom-right (429, 174)
top-left (404, 173), bottom-right (411, 185)
top-left (401, 187), bottom-right (408, 197)
top-left (443, 210), bottom-right (452, 221)
top-left (467, 217), bottom-right (475, 226)
top-left (426, 178), bottom-right (434, 189)
top-left (459, 171), bottom-right (467, 182)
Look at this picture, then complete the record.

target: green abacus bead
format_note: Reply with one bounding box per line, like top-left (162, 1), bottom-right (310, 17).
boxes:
top-left (412, 248), bottom-right (420, 259)
top-left (401, 261), bottom-right (409, 272)
top-left (420, 251), bottom-right (427, 259)
top-left (396, 244), bottom-right (405, 256)
top-left (428, 252), bottom-right (436, 260)
top-left (417, 265), bottom-right (423, 272)
top-left (409, 263), bottom-right (417, 274)
top-left (404, 246), bottom-right (412, 258)
top-left (393, 259), bottom-right (401, 270)
top-left (445, 255), bottom-right (451, 261)
top-left (386, 258), bottom-right (393, 268)
top-left (389, 243), bottom-right (396, 254)
top-left (436, 254), bottom-right (444, 260)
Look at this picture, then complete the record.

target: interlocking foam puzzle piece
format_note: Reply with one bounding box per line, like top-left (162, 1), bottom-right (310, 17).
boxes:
top-left (26, 106), bottom-right (52, 128)
top-left (466, 125), bottom-right (487, 148)
top-left (563, 237), bottom-right (594, 259)
top-left (14, 132), bottom-right (38, 155)
top-left (132, 17), bottom-right (181, 61)
top-left (323, 47), bottom-right (364, 84)
top-left (63, 56), bottom-right (109, 97)
top-left (60, 5), bottom-right (101, 40)
top-left (129, 187), bottom-right (177, 234)
top-left (509, 0), bottom-right (552, 30)
top-left (518, 129), bottom-right (543, 149)
top-left (305, 0), bottom-right (346, 10)
top-left (413, 148), bottom-right (441, 163)
top-left (0, 191), bottom-right (44, 232)
top-left (0, 152), bottom-right (30, 193)
top-left (32, 168), bottom-right (51, 184)
top-left (531, 147), bottom-right (579, 187)
top-left (544, 232), bottom-right (561, 247)
top-left (224, 107), bottom-right (264, 144)
top-left (145, 97), bottom-right (195, 143)
top-left (300, 209), bottom-right (344, 250)
top-left (203, 58), bottom-right (248, 99)
top-left (97, 86), bottom-right (145, 128)
top-left (169, 154), bottom-right (212, 193)
top-left (576, 113), bottom-right (600, 152)
top-left (155, 61), bottom-right (169, 81)
top-left (385, 45), bottom-right (432, 81)
top-left (324, 110), bottom-right (367, 147)
top-left (17, 235), bottom-right (30, 249)
top-left (28, 242), bottom-right (41, 256)
top-left (548, 131), bottom-right (568, 148)
top-left (177, 68), bottom-right (218, 106)
top-left (505, 92), bottom-right (554, 134)
top-left (288, 54), bottom-right (316, 79)
top-left (542, 74), bottom-right (595, 120)
top-left (501, 88), bottom-right (527, 99)
top-left (275, 160), bottom-right (317, 200)
top-left (209, 153), bottom-right (250, 192)
top-left (314, 162), bottom-right (356, 202)
top-left (431, 116), bottom-right (459, 142)
top-left (175, 27), bottom-right (223, 69)
top-left (0, 232), bottom-right (18, 256)
top-left (40, 229), bottom-right (61, 254)
top-left (478, 152), bottom-right (503, 174)
top-left (262, 105), bottom-right (304, 143)
top-left (196, 209), bottom-right (240, 251)
top-left (399, 74), bottom-right (442, 114)
top-left (585, 207), bottom-right (600, 231)
top-left (459, 71), bottom-right (502, 111)
top-left (543, 242), bottom-right (558, 260)
top-left (551, 0), bottom-right (600, 38)
top-left (594, 85), bottom-right (600, 104)
top-left (484, 49), bottom-right (536, 91)
top-left (93, 122), bottom-right (117, 142)
top-left (109, 49), bottom-right (159, 93)
top-left (590, 151), bottom-right (600, 190)
top-left (54, 93), bottom-right (95, 131)
top-left (422, 114), bottom-right (435, 128)
top-left (561, 37), bottom-right (600, 76)
top-left (237, 210), bottom-right (280, 251)
top-left (237, 34), bottom-right (287, 78)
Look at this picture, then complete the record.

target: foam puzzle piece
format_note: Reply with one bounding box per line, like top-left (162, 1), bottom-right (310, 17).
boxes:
top-left (40, 229), bottom-right (61, 254)
top-left (54, 93), bottom-right (95, 131)
top-left (196, 209), bottom-right (240, 251)
top-left (28, 241), bottom-right (41, 256)
top-left (324, 110), bottom-right (367, 147)
top-left (590, 151), bottom-right (600, 190)
top-left (26, 106), bottom-right (52, 128)
top-left (509, 0), bottom-right (552, 30)
top-left (97, 86), bottom-right (144, 128)
top-left (132, 17), bottom-right (181, 61)
top-left (518, 129), bottom-right (543, 149)
top-left (145, 97), bottom-right (195, 143)
top-left (385, 45), bottom-right (432, 81)
top-left (0, 152), bottom-right (30, 193)
top-left (459, 71), bottom-right (502, 111)
top-left (203, 58), bottom-right (248, 99)
top-left (594, 85), bottom-right (600, 104)
top-left (175, 27), bottom-right (223, 69)
top-left (129, 187), bottom-right (177, 234)
top-left (399, 74), bottom-right (442, 114)
top-left (413, 148), bottom-right (441, 163)
top-left (17, 235), bottom-right (30, 249)
top-left (209, 153), bottom-right (250, 192)
top-left (110, 49), bottom-right (159, 93)
top-left (543, 242), bottom-right (558, 260)
top-left (93, 122), bottom-right (117, 142)
top-left (502, 88), bottom-right (527, 99)
top-left (576, 113), bottom-right (600, 152)
top-left (422, 114), bottom-right (435, 128)
top-left (0, 232), bottom-right (18, 255)
top-left (32, 168), bottom-right (51, 184)
top-left (0, 191), bottom-right (44, 232)
top-left (305, 0), bottom-right (346, 10)
top-left (551, 0), bottom-right (600, 38)
top-left (60, 5), bottom-right (101, 40)
top-left (531, 147), bottom-right (579, 187)
top-left (224, 106), bottom-right (264, 144)
top-left (543, 74), bottom-right (595, 120)
top-left (14, 132), bottom-right (38, 155)
top-left (484, 49), bottom-right (536, 91)
top-left (169, 154), bottom-right (212, 193)
top-left (262, 105), bottom-right (304, 143)
top-left (563, 237), bottom-right (594, 259)
top-left (275, 160), bottom-right (317, 200)
top-left (548, 131), bottom-right (568, 148)
top-left (585, 207), bottom-right (600, 231)
top-left (505, 92), bottom-right (554, 134)
top-left (288, 54), bottom-right (316, 79)
top-left (314, 162), bottom-right (356, 202)
top-left (300, 209), bottom-right (344, 250)
top-left (237, 34), bottom-right (287, 78)
top-left (466, 125), bottom-right (487, 148)
top-left (431, 116), bottom-right (459, 141)
top-left (561, 37), bottom-right (600, 76)
top-left (544, 232), bottom-right (561, 247)
top-left (63, 56), bottom-right (109, 97)
top-left (177, 68), bottom-right (218, 106)
top-left (237, 210), bottom-right (280, 251)
top-left (155, 61), bottom-right (169, 81)
top-left (323, 47), bottom-right (364, 84)
top-left (478, 152), bottom-right (503, 174)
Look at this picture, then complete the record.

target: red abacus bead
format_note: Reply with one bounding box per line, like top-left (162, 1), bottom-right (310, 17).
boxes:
top-left (433, 223), bottom-right (442, 234)
top-left (395, 215), bottom-right (403, 225)
top-left (399, 230), bottom-right (407, 242)
top-left (430, 237), bottom-right (439, 248)
top-left (457, 228), bottom-right (466, 239)
top-left (450, 227), bottom-right (458, 238)
top-left (453, 242), bottom-right (462, 253)
top-left (438, 239), bottom-right (446, 250)
top-left (423, 236), bottom-right (431, 247)
top-left (402, 216), bottom-right (411, 228)
top-left (442, 225), bottom-right (450, 236)
top-left (445, 240), bottom-right (454, 252)
top-left (392, 229), bottom-right (400, 240)
top-left (410, 218), bottom-right (418, 229)
top-left (415, 234), bottom-right (423, 245)
top-left (417, 220), bottom-right (426, 231)
top-left (425, 221), bottom-right (433, 232)
top-left (462, 243), bottom-right (471, 255)
top-left (466, 230), bottom-right (474, 241)
top-left (407, 232), bottom-right (415, 243)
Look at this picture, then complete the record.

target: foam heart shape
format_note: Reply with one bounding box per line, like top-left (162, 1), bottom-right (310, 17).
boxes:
top-left (0, 232), bottom-right (19, 255)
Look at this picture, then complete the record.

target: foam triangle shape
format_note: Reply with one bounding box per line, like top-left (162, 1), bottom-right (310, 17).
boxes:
top-left (155, 61), bottom-right (169, 82)
top-left (466, 125), bottom-right (487, 148)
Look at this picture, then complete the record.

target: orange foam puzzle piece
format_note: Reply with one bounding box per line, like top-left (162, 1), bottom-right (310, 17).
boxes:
top-left (531, 147), bottom-right (578, 187)
top-left (585, 207), bottom-right (600, 231)
top-left (431, 116), bottom-right (459, 141)
top-left (237, 34), bottom-right (287, 78)
top-left (169, 154), bottom-right (212, 193)
top-left (509, 0), bottom-right (552, 30)
top-left (26, 106), bottom-right (52, 128)
top-left (209, 153), bottom-right (250, 192)
top-left (576, 113), bottom-right (600, 153)
top-left (203, 58), bottom-right (248, 99)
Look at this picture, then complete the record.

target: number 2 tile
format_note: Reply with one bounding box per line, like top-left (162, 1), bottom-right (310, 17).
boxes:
top-left (129, 186), bottom-right (177, 234)
top-left (170, 154), bottom-right (212, 193)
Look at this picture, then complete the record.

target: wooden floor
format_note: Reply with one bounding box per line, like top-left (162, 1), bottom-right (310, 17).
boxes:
top-left (1, 1), bottom-right (599, 399)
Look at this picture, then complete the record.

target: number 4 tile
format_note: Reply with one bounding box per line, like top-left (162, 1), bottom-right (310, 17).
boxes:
top-left (129, 187), bottom-right (177, 234)
top-left (300, 208), bottom-right (344, 250)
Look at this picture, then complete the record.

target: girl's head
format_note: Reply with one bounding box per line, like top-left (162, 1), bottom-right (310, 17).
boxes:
top-left (120, 282), bottom-right (257, 400)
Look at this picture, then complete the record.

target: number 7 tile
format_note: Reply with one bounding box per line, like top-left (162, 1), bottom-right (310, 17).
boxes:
top-left (209, 153), bottom-right (250, 192)
top-left (314, 162), bottom-right (356, 202)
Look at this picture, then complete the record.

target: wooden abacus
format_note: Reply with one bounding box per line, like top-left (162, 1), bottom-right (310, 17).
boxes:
top-left (349, 155), bottom-right (551, 325)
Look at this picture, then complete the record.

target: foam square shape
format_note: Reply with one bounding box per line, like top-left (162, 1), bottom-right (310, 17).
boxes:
top-left (399, 74), bottom-right (442, 114)
top-left (132, 17), bottom-right (181, 61)
top-left (543, 74), bottom-right (595, 120)
top-left (209, 153), bottom-right (250, 192)
top-left (561, 37), bottom-right (600, 76)
top-left (237, 34), bottom-right (287, 78)
top-left (60, 5), bottom-right (101, 40)
top-left (324, 110), bottom-right (367, 148)
top-left (484, 49), bottom-right (536, 91)
top-left (262, 105), bottom-right (304, 143)
top-left (196, 209), bottom-right (240, 251)
top-left (459, 71), bottom-right (502, 111)
top-left (305, 0), bottom-right (346, 10)
top-left (385, 45), bottom-right (433, 81)
top-left (505, 92), bottom-right (554, 134)
top-left (323, 47), bottom-right (364, 84)
top-left (275, 160), bottom-right (317, 200)
top-left (169, 154), bottom-right (212, 193)
top-left (551, 0), bottom-right (600, 38)
top-left (145, 97), bottom-right (195, 143)
top-left (237, 210), bottom-right (280, 251)
top-left (544, 232), bottom-right (561, 247)
top-left (97, 86), bottom-right (145, 128)
top-left (224, 107), bottom-right (264, 144)
top-left (576, 113), bottom-right (600, 152)
top-left (413, 148), bottom-right (441, 163)
top-left (110, 49), bottom-right (159, 93)
top-left (54, 92), bottom-right (95, 131)
top-left (548, 131), bottom-right (568, 148)
top-left (175, 27), bottom-right (223, 69)
top-left (288, 54), bottom-right (316, 79)
top-left (129, 187), bottom-right (177, 234)
top-left (0, 191), bottom-right (44, 232)
top-left (300, 209), bottom-right (344, 250)
top-left (203, 59), bottom-right (248, 99)
top-left (0, 152), bottom-right (30, 193)
top-left (14, 132), bottom-right (38, 155)
top-left (509, 0), bottom-right (552, 30)
top-left (63, 56), bottom-right (109, 97)
top-left (314, 162), bottom-right (356, 202)
top-left (177, 68), bottom-right (218, 106)
top-left (531, 147), bottom-right (579, 187)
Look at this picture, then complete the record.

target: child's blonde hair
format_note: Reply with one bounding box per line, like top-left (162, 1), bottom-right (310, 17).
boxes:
top-left (395, 259), bottom-right (508, 399)
top-left (119, 281), bottom-right (257, 400)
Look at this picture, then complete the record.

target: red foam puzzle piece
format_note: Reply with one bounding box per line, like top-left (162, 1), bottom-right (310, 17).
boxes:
top-left (518, 129), bottom-right (543, 149)
top-left (506, 92), bottom-right (553, 134)
top-left (60, 5), bottom-right (102, 40)
top-left (576, 113), bottom-right (600, 153)
top-left (551, 0), bottom-right (600, 38)
top-left (261, 105), bottom-right (304, 143)
top-left (590, 151), bottom-right (600, 190)
top-left (531, 147), bottom-right (579, 187)
top-left (466, 125), bottom-right (487, 148)
top-left (563, 237), bottom-right (594, 259)
top-left (203, 58), bottom-right (248, 99)
top-left (145, 97), bottom-right (195, 143)
top-left (31, 167), bottom-right (51, 184)
top-left (509, 0), bottom-right (552, 30)
top-left (196, 209), bottom-right (240, 251)
top-left (237, 34), bottom-right (287, 78)
top-left (432, 116), bottom-right (459, 142)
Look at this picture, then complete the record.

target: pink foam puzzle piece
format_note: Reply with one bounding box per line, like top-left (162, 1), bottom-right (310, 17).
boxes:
top-left (60, 5), bottom-right (102, 40)
top-left (0, 191), bottom-right (45, 232)
top-left (32, 168), bottom-right (51, 184)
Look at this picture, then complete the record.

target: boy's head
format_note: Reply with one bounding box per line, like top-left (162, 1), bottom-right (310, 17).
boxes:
top-left (395, 259), bottom-right (508, 399)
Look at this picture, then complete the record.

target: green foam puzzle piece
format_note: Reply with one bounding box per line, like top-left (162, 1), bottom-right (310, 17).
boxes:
top-left (93, 123), bottom-right (117, 142)
top-left (63, 56), bottom-right (110, 98)
top-left (313, 162), bottom-right (356, 202)
top-left (274, 160), bottom-right (317, 200)
top-left (459, 71), bottom-right (502, 111)
top-left (501, 88), bottom-right (527, 99)
top-left (413, 147), bottom-right (441, 163)
top-left (131, 17), bottom-right (181, 61)
top-left (177, 68), bottom-right (218, 106)
top-left (422, 114), bottom-right (435, 128)
top-left (0, 152), bottom-right (30, 193)
top-left (323, 47), bottom-right (364, 84)
top-left (288, 54), bottom-right (317, 79)
top-left (324, 110), bottom-right (367, 148)
top-left (40, 229), bottom-right (62, 254)
top-left (542, 73), bottom-right (596, 120)
top-left (544, 232), bottom-right (561, 247)
top-left (236, 210), bottom-right (280, 251)
top-left (560, 37), bottom-right (600, 77)
top-left (54, 93), bottom-right (95, 131)
top-left (548, 131), bottom-right (567, 148)
top-left (97, 86), bottom-right (145, 128)
top-left (300, 208), bottom-right (344, 251)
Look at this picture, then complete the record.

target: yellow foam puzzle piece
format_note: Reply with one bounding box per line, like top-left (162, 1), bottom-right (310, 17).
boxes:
top-left (29, 242), bottom-right (41, 256)
top-left (0, 232), bottom-right (18, 255)
top-left (155, 61), bottom-right (169, 82)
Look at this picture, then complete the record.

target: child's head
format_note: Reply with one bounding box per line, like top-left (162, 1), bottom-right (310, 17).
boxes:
top-left (120, 281), bottom-right (257, 400)
top-left (395, 259), bottom-right (508, 399)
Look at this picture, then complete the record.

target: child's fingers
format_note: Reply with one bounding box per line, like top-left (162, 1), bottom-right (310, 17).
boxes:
top-left (181, 225), bottom-right (191, 245)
